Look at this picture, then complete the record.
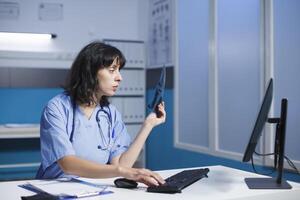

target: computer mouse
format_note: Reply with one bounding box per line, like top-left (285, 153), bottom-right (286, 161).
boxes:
top-left (114, 178), bottom-right (138, 189)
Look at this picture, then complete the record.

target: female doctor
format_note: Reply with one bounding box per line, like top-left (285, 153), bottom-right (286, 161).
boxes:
top-left (36, 42), bottom-right (166, 186)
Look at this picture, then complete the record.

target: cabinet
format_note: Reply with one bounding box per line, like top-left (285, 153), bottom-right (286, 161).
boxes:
top-left (0, 125), bottom-right (40, 180)
top-left (104, 39), bottom-right (146, 168)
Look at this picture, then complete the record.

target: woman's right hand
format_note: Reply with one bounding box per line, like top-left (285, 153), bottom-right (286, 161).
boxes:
top-left (144, 102), bottom-right (166, 128)
top-left (118, 166), bottom-right (165, 186)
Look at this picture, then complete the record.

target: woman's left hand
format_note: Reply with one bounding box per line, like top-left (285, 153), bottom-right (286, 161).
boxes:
top-left (144, 102), bottom-right (166, 128)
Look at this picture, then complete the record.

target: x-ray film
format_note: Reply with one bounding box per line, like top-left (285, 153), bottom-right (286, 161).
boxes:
top-left (147, 66), bottom-right (166, 116)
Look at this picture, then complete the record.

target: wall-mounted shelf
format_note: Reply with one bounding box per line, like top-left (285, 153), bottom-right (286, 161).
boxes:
top-left (0, 124), bottom-right (40, 139)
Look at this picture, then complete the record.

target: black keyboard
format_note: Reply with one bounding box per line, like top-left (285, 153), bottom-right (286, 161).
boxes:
top-left (147, 168), bottom-right (209, 194)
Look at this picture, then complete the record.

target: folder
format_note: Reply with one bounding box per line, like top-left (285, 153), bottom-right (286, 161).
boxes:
top-left (19, 177), bottom-right (112, 199)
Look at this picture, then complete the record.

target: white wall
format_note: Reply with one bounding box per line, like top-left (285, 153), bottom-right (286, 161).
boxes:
top-left (0, 0), bottom-right (148, 53)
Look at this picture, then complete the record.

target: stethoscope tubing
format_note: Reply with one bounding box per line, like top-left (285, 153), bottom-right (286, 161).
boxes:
top-left (69, 102), bottom-right (113, 149)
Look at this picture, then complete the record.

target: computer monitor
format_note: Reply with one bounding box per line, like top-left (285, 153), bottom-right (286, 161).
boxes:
top-left (242, 78), bottom-right (292, 189)
top-left (147, 66), bottom-right (166, 117)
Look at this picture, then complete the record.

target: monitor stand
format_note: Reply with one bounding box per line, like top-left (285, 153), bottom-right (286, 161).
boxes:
top-left (245, 99), bottom-right (292, 190)
top-left (245, 177), bottom-right (292, 189)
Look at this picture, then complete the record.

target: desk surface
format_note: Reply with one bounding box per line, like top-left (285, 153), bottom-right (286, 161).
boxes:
top-left (0, 165), bottom-right (299, 200)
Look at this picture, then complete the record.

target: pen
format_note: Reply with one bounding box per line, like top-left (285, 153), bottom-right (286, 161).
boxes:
top-left (112, 129), bottom-right (115, 138)
top-left (76, 191), bottom-right (102, 198)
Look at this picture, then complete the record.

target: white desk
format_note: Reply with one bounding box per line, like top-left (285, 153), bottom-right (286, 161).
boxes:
top-left (0, 165), bottom-right (299, 200)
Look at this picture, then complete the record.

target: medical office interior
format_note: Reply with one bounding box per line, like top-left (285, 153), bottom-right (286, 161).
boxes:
top-left (0, 0), bottom-right (300, 186)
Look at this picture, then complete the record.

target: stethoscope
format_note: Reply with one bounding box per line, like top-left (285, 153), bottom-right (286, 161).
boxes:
top-left (69, 102), bottom-right (115, 150)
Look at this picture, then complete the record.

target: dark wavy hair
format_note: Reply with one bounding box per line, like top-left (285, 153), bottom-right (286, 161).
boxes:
top-left (64, 41), bottom-right (126, 107)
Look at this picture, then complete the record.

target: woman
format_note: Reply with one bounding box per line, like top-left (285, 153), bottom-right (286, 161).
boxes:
top-left (36, 42), bottom-right (166, 186)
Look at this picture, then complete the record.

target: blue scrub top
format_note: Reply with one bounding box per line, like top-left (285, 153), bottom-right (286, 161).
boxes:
top-left (36, 93), bottom-right (131, 179)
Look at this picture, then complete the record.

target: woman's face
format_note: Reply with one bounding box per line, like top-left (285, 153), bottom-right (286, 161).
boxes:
top-left (96, 58), bottom-right (122, 97)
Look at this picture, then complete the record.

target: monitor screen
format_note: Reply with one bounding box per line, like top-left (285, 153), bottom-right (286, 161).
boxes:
top-left (242, 78), bottom-right (273, 162)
